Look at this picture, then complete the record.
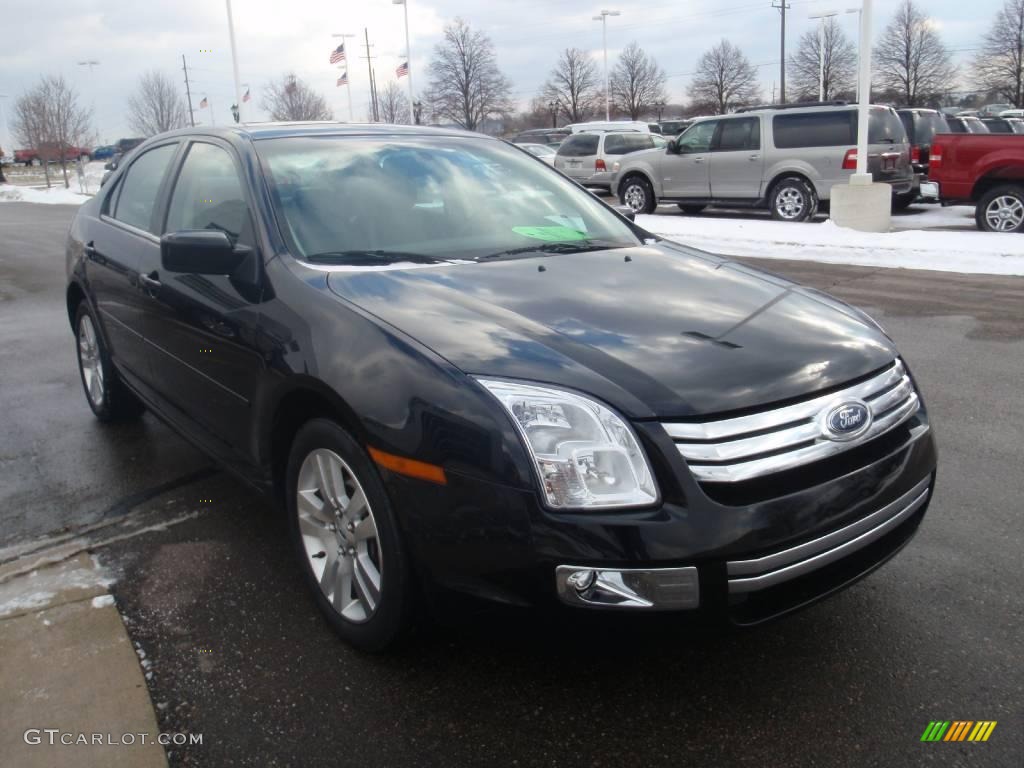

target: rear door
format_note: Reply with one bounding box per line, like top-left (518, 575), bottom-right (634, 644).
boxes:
top-left (663, 120), bottom-right (717, 197)
top-left (554, 134), bottom-right (601, 181)
top-left (866, 108), bottom-right (911, 185)
top-left (88, 141), bottom-right (180, 392)
top-left (709, 116), bottom-right (763, 198)
top-left (137, 139), bottom-right (266, 463)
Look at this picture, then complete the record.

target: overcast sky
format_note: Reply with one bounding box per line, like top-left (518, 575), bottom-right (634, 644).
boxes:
top-left (0, 0), bottom-right (994, 146)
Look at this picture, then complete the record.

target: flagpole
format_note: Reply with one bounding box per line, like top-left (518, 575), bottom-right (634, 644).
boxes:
top-left (225, 0), bottom-right (244, 122)
top-left (332, 33), bottom-right (357, 122)
top-left (209, 96), bottom-right (215, 126)
top-left (394, 0), bottom-right (414, 124)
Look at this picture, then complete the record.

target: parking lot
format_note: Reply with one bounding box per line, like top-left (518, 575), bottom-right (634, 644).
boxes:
top-left (1, 202), bottom-right (1021, 766)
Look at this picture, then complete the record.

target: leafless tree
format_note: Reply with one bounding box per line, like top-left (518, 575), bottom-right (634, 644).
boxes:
top-left (12, 89), bottom-right (51, 186)
top-left (426, 18), bottom-right (512, 131)
top-left (262, 74), bottom-right (333, 121)
top-left (377, 81), bottom-right (410, 124)
top-left (541, 48), bottom-right (600, 123)
top-left (974, 0), bottom-right (1024, 107)
top-left (127, 71), bottom-right (189, 137)
top-left (873, 0), bottom-right (955, 107)
top-left (789, 17), bottom-right (857, 101)
top-left (688, 40), bottom-right (761, 114)
top-left (12, 76), bottom-right (92, 188)
top-left (608, 42), bottom-right (668, 120)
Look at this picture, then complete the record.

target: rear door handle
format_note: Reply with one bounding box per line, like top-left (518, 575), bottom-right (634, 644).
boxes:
top-left (139, 272), bottom-right (162, 291)
top-left (693, 157), bottom-right (704, 164)
top-left (749, 154), bottom-right (761, 161)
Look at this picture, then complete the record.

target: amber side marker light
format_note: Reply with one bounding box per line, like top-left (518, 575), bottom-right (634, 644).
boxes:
top-left (368, 447), bottom-right (447, 485)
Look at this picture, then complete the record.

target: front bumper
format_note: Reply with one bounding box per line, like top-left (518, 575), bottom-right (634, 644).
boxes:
top-left (383, 406), bottom-right (936, 625)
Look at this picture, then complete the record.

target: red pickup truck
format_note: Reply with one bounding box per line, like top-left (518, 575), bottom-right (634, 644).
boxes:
top-left (13, 145), bottom-right (92, 166)
top-left (924, 134), bottom-right (1024, 232)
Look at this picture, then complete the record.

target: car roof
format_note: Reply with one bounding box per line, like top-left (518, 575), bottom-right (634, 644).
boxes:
top-left (151, 121), bottom-right (488, 142)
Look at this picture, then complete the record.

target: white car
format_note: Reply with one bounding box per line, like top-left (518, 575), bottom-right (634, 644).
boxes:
top-left (564, 120), bottom-right (660, 134)
top-left (518, 143), bottom-right (556, 165)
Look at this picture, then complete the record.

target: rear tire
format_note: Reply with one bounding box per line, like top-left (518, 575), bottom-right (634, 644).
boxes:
top-left (285, 419), bottom-right (416, 652)
top-left (769, 176), bottom-right (817, 222)
top-left (976, 184), bottom-right (1024, 233)
top-left (619, 175), bottom-right (656, 215)
top-left (74, 303), bottom-right (145, 422)
top-left (677, 204), bottom-right (706, 214)
top-left (892, 191), bottom-right (917, 211)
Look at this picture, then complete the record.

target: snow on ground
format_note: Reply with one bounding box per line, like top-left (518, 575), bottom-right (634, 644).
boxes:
top-left (0, 184), bottom-right (91, 205)
top-left (0, 161), bottom-right (106, 204)
top-left (639, 205), bottom-right (1024, 276)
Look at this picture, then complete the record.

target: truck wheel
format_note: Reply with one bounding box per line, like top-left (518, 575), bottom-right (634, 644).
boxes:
top-left (770, 176), bottom-right (817, 222)
top-left (619, 175), bottom-right (656, 215)
top-left (976, 184), bottom-right (1024, 233)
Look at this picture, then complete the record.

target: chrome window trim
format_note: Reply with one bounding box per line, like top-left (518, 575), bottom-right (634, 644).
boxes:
top-left (726, 477), bottom-right (931, 593)
top-left (662, 360), bottom-right (924, 483)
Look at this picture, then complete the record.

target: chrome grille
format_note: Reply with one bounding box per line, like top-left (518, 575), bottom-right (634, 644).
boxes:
top-left (663, 360), bottom-right (921, 483)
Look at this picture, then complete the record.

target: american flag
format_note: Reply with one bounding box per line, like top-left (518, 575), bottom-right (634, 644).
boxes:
top-left (336, 71), bottom-right (348, 87)
top-left (242, 88), bottom-right (251, 103)
top-left (329, 43), bottom-right (346, 64)
top-left (199, 96), bottom-right (208, 108)
top-left (396, 61), bottom-right (409, 78)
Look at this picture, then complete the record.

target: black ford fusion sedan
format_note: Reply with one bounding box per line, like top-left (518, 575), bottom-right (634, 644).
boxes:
top-left (66, 123), bottom-right (936, 650)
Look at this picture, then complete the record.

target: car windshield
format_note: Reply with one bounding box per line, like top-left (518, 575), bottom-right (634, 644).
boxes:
top-left (256, 135), bottom-right (640, 263)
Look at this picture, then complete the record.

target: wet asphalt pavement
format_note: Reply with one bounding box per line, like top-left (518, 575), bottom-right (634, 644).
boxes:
top-left (1, 203), bottom-right (1021, 767)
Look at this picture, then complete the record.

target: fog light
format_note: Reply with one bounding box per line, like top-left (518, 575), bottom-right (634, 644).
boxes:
top-left (566, 569), bottom-right (596, 592)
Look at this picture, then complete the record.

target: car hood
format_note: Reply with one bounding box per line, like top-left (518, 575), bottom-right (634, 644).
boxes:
top-left (325, 243), bottom-right (897, 419)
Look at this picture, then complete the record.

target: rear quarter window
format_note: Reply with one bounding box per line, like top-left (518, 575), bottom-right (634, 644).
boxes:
top-left (604, 134), bottom-right (655, 155)
top-left (868, 109), bottom-right (907, 144)
top-left (557, 134), bottom-right (600, 156)
top-left (772, 111), bottom-right (854, 148)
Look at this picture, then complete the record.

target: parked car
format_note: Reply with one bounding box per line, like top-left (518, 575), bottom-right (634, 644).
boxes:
top-left (65, 122), bottom-right (937, 650)
top-left (14, 145), bottom-right (92, 165)
top-left (925, 132), bottom-right (1024, 232)
top-left (92, 145), bottom-right (117, 160)
top-left (979, 117), bottom-right (1024, 134)
top-left (657, 118), bottom-right (694, 136)
top-left (979, 103), bottom-right (1015, 117)
top-left (518, 142), bottom-right (556, 164)
top-left (565, 120), bottom-right (659, 134)
top-left (999, 109), bottom-right (1024, 119)
top-left (944, 116), bottom-right (990, 134)
top-left (509, 129), bottom-right (570, 147)
top-left (896, 108), bottom-right (949, 179)
top-left (554, 130), bottom-right (659, 191)
top-left (612, 103), bottom-right (914, 221)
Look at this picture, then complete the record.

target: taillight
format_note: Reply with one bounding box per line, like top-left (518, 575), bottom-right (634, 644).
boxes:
top-left (595, 158), bottom-right (607, 171)
top-left (930, 142), bottom-right (943, 170)
top-left (910, 145), bottom-right (921, 164)
top-left (842, 149), bottom-right (858, 170)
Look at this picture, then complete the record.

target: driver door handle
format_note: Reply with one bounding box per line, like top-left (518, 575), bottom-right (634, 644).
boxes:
top-left (692, 156), bottom-right (704, 163)
top-left (139, 272), bottom-right (162, 291)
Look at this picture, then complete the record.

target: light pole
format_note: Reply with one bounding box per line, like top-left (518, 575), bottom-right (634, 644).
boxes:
top-left (332, 32), bottom-right (357, 121)
top-left (0, 95), bottom-right (8, 182)
top-left (78, 60), bottom-right (100, 142)
top-left (225, 0), bottom-right (244, 122)
top-left (393, 0), bottom-right (415, 124)
top-left (854, 0), bottom-right (872, 177)
top-left (592, 9), bottom-right (620, 121)
top-left (808, 12), bottom-right (837, 101)
top-left (548, 99), bottom-right (558, 128)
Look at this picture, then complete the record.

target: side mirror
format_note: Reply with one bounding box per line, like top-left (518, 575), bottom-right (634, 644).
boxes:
top-left (613, 205), bottom-right (636, 222)
top-left (161, 230), bottom-right (249, 276)
top-left (667, 139), bottom-right (679, 154)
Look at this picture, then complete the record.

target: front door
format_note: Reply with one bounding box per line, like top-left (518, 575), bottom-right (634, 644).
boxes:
top-left (136, 139), bottom-right (265, 465)
top-left (662, 120), bottom-right (717, 198)
top-left (709, 117), bottom-right (763, 199)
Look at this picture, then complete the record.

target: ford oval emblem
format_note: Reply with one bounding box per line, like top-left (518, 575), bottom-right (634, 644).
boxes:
top-left (822, 400), bottom-right (872, 441)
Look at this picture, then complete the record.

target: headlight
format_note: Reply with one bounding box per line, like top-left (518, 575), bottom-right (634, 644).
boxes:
top-left (477, 379), bottom-right (659, 510)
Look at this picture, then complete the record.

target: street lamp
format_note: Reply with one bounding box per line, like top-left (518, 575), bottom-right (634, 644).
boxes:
top-left (77, 60), bottom-right (100, 141)
top-left (393, 0), bottom-right (415, 125)
top-left (548, 99), bottom-right (559, 128)
top-left (592, 9), bottom-right (620, 121)
top-left (809, 9), bottom-right (860, 101)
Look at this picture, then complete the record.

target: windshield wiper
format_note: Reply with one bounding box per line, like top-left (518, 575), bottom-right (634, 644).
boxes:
top-left (304, 249), bottom-right (450, 266)
top-left (477, 240), bottom-right (627, 261)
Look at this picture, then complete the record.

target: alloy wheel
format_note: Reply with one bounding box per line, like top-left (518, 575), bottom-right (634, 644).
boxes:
top-left (775, 187), bottom-right (805, 220)
top-left (296, 448), bottom-right (383, 623)
top-left (78, 314), bottom-right (105, 408)
top-left (623, 183), bottom-right (647, 212)
top-left (984, 195), bottom-right (1024, 232)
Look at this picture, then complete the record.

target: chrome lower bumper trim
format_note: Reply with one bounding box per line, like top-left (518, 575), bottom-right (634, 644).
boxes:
top-left (555, 565), bottom-right (700, 610)
top-left (726, 476), bottom-right (932, 594)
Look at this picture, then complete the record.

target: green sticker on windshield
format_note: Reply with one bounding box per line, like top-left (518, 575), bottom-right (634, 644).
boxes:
top-left (512, 225), bottom-right (588, 242)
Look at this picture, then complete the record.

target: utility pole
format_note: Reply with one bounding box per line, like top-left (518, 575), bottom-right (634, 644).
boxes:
top-left (182, 55), bottom-right (196, 127)
top-left (361, 28), bottom-right (378, 122)
top-left (773, 0), bottom-right (790, 103)
top-left (371, 67), bottom-right (380, 122)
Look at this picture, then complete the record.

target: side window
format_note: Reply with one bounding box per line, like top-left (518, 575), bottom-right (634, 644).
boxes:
top-left (603, 134), bottom-right (625, 154)
top-left (112, 143), bottom-right (177, 234)
top-left (678, 121), bottom-right (718, 153)
top-left (773, 112), bottom-right (855, 148)
top-left (165, 142), bottom-right (253, 247)
top-left (715, 118), bottom-right (760, 151)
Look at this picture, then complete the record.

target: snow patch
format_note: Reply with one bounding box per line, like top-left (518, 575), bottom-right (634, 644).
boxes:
top-left (638, 207), bottom-right (1024, 276)
top-left (0, 184), bottom-right (91, 205)
top-left (91, 594), bottom-right (115, 608)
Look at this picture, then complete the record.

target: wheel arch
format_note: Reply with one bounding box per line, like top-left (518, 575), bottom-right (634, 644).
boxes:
top-left (971, 168), bottom-right (1024, 202)
top-left (766, 170), bottom-right (818, 203)
top-left (66, 281), bottom-right (88, 330)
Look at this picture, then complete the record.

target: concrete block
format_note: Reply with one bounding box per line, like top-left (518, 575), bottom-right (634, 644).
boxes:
top-left (830, 181), bottom-right (892, 233)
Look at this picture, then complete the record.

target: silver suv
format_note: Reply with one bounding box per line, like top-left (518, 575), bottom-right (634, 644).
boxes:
top-left (554, 131), bottom-right (657, 192)
top-left (611, 103), bottom-right (914, 221)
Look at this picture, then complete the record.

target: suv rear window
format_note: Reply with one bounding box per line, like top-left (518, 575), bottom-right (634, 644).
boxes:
top-left (716, 117), bottom-right (760, 151)
top-left (556, 134), bottom-right (600, 156)
top-left (772, 111), bottom-right (854, 148)
top-left (604, 133), bottom-right (655, 155)
top-left (868, 109), bottom-right (908, 144)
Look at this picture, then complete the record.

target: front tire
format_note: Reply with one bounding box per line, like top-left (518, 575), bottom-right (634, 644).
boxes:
top-left (286, 419), bottom-right (415, 651)
top-left (769, 176), bottom-right (817, 222)
top-left (619, 175), bottom-right (656, 214)
top-left (74, 303), bottom-right (144, 422)
top-left (976, 184), bottom-right (1024, 233)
